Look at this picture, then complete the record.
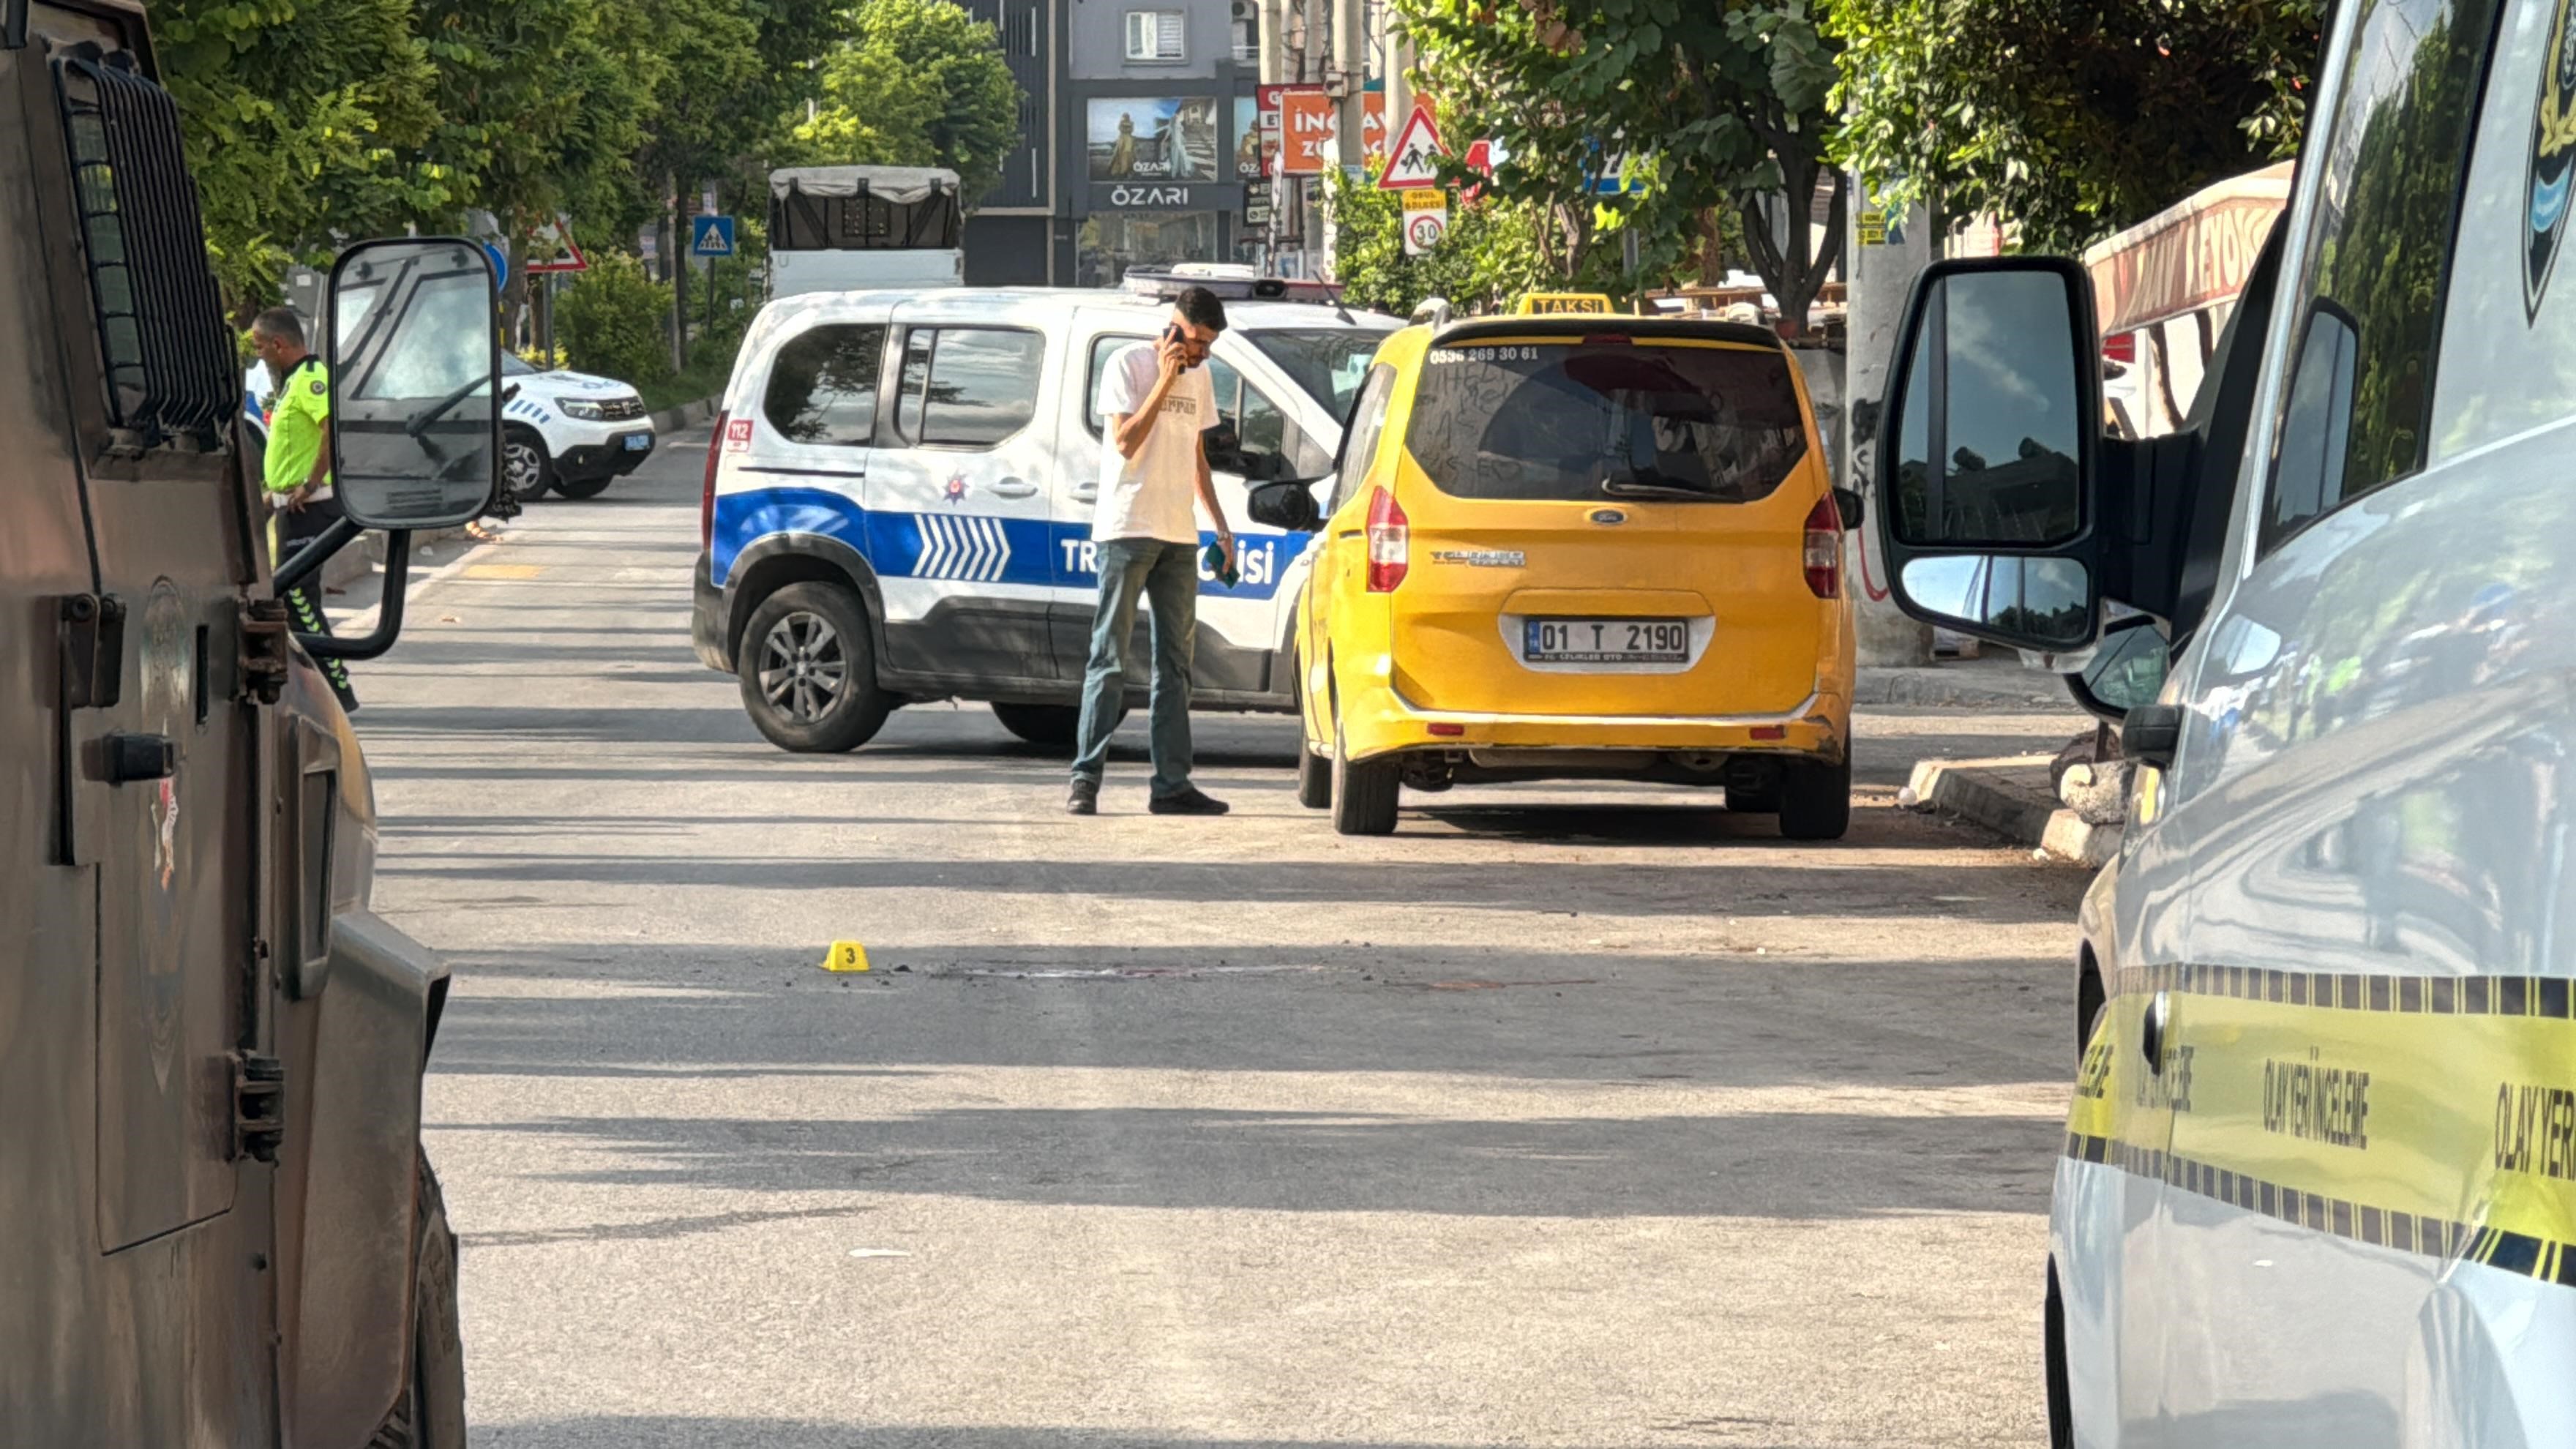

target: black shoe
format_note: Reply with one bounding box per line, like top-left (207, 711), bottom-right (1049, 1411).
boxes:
top-left (1066, 779), bottom-right (1099, 815)
top-left (1148, 786), bottom-right (1229, 817)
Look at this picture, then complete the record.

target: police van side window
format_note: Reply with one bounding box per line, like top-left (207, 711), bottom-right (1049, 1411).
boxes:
top-left (890, 327), bottom-right (1044, 448)
top-left (1328, 364), bottom-right (1397, 514)
top-left (1085, 334), bottom-right (1153, 435)
top-left (2427, 0), bottom-right (2576, 457)
top-left (2258, 0), bottom-right (2504, 553)
top-left (762, 323), bottom-right (886, 446)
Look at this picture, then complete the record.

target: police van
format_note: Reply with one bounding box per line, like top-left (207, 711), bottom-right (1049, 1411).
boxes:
top-left (1873, 0), bottom-right (2576, 1440)
top-left (690, 281), bottom-right (1399, 749)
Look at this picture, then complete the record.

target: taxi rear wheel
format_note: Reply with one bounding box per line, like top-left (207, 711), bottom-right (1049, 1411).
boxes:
top-left (1294, 653), bottom-right (1330, 809)
top-left (1297, 745), bottom-right (1331, 809)
top-left (1778, 757), bottom-right (1851, 841)
top-left (737, 583), bottom-right (891, 753)
top-left (1330, 710), bottom-right (1399, 836)
top-left (1725, 782), bottom-right (1781, 814)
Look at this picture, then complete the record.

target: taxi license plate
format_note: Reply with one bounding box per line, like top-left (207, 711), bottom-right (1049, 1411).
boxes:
top-left (1524, 618), bottom-right (1688, 664)
top-left (622, 433), bottom-right (652, 452)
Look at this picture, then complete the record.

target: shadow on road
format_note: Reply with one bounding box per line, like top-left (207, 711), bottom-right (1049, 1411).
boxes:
top-left (437, 1100), bottom-right (2059, 1219)
top-left (473, 1419), bottom-right (1816, 1449)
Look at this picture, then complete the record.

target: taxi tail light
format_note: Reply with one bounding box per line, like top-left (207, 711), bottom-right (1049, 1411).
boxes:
top-left (1366, 487), bottom-right (1409, 592)
top-left (1802, 495), bottom-right (1841, 598)
top-left (701, 411), bottom-right (726, 549)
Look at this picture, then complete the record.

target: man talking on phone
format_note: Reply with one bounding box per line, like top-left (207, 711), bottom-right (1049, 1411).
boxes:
top-left (1067, 285), bottom-right (1236, 817)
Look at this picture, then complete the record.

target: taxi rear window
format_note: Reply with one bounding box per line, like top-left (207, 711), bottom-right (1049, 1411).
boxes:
top-left (1406, 340), bottom-right (1807, 503)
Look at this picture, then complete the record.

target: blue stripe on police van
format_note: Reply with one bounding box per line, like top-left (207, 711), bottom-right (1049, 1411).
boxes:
top-left (710, 484), bottom-right (1311, 601)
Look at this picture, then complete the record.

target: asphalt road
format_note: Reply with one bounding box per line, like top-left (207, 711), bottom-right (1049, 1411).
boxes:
top-left (357, 433), bottom-right (2095, 1449)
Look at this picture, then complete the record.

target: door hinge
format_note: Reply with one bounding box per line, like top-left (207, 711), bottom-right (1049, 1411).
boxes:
top-left (230, 1052), bottom-right (285, 1162)
top-left (238, 597), bottom-right (290, 705)
top-left (60, 593), bottom-right (126, 708)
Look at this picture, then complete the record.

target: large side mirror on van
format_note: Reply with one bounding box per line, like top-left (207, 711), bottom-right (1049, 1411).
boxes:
top-left (328, 237), bottom-right (502, 531)
top-left (1247, 476), bottom-right (1326, 533)
top-left (1874, 258), bottom-right (2104, 651)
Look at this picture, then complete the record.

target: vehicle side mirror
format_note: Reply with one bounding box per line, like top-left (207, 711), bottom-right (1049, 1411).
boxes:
top-left (1247, 476), bottom-right (1325, 533)
top-left (1875, 257), bottom-right (2104, 652)
top-left (1832, 486), bottom-right (1865, 530)
top-left (2064, 615), bottom-right (2171, 722)
top-left (328, 237), bottom-right (502, 531)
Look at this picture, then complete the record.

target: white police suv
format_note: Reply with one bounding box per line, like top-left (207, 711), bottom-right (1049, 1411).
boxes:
top-left (500, 353), bottom-right (656, 500)
top-left (689, 280), bottom-right (1398, 751)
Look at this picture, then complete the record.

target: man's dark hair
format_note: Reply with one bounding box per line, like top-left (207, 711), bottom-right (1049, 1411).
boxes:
top-left (251, 306), bottom-right (305, 348)
top-left (1175, 286), bottom-right (1227, 333)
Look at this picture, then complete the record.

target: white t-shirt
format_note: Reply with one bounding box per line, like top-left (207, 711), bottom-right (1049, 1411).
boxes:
top-left (1093, 342), bottom-right (1216, 544)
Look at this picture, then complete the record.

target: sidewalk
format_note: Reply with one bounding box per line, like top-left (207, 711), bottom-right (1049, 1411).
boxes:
top-left (1857, 655), bottom-right (2122, 869)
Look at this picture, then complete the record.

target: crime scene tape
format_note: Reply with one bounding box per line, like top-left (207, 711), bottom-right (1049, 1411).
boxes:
top-left (2068, 962), bottom-right (2576, 1288)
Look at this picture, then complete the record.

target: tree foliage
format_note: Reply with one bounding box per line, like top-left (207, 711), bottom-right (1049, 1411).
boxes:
top-left (157, 0), bottom-right (442, 307)
top-left (1396, 0), bottom-right (1846, 327)
top-left (557, 252), bottom-right (673, 383)
top-left (783, 0), bottom-right (1024, 207)
top-left (1327, 167), bottom-right (1554, 318)
top-left (1829, 0), bottom-right (2325, 250)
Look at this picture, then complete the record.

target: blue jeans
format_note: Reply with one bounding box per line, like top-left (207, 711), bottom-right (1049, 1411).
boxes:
top-left (1071, 537), bottom-right (1198, 795)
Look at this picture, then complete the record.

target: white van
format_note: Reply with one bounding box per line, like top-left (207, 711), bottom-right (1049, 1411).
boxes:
top-left (1874, 1), bottom-right (2576, 1442)
top-left (767, 167), bottom-right (967, 299)
top-left (689, 285), bottom-right (1399, 750)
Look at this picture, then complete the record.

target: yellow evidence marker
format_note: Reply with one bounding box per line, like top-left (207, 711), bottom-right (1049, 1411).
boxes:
top-left (820, 940), bottom-right (871, 973)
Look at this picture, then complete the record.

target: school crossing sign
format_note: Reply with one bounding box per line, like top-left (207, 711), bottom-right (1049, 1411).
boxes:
top-left (1377, 105), bottom-right (1445, 191)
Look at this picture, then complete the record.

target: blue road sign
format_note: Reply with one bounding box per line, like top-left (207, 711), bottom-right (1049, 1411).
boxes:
top-left (690, 215), bottom-right (737, 258)
top-left (482, 241), bottom-right (509, 290)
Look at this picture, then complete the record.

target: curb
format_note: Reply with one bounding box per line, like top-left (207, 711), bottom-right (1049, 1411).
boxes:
top-left (1903, 755), bottom-right (2123, 868)
top-left (1854, 665), bottom-right (2073, 711)
top-left (649, 397), bottom-right (719, 434)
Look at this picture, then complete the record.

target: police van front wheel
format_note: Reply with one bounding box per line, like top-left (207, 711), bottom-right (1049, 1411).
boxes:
top-left (502, 426), bottom-right (553, 502)
top-left (738, 583), bottom-right (891, 752)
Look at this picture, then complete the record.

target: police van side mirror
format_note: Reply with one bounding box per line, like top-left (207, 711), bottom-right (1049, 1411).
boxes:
top-left (1246, 476), bottom-right (1325, 533)
top-left (327, 237), bottom-right (502, 531)
top-left (1874, 258), bottom-right (2105, 652)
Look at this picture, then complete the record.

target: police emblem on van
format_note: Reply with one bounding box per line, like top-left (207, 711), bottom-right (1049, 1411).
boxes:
top-left (2528, 0), bottom-right (2576, 317)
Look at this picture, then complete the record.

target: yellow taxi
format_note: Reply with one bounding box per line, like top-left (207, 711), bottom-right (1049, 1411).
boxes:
top-left (1249, 312), bottom-right (1858, 837)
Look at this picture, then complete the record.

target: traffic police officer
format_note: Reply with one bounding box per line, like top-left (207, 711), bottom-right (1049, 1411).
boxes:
top-left (252, 306), bottom-right (359, 711)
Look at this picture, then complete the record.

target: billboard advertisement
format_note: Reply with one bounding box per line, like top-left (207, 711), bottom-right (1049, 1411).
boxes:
top-left (1087, 97), bottom-right (1219, 182)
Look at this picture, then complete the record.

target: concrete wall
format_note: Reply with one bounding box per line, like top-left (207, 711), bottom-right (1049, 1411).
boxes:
top-left (1842, 178), bottom-right (1934, 667)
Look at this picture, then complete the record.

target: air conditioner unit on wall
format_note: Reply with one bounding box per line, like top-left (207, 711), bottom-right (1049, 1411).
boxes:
top-left (1232, 1), bottom-right (1257, 21)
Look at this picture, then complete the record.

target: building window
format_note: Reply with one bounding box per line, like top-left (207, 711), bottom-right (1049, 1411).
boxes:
top-left (1125, 9), bottom-right (1185, 61)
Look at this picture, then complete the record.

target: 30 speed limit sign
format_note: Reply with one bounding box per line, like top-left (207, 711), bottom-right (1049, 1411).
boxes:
top-left (1401, 188), bottom-right (1448, 255)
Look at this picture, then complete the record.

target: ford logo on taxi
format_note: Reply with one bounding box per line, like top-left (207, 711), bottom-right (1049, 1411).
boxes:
top-left (1590, 509), bottom-right (1626, 525)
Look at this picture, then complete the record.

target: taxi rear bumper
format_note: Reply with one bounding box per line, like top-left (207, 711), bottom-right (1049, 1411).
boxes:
top-left (1335, 662), bottom-right (1850, 768)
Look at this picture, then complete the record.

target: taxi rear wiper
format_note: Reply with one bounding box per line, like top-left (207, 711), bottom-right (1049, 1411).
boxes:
top-left (1602, 476), bottom-right (1708, 500)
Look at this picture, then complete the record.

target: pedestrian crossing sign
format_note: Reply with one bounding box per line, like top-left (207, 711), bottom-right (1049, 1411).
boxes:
top-left (691, 214), bottom-right (738, 259)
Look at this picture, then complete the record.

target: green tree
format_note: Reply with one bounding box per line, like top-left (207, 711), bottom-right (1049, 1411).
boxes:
top-left (157, 0), bottom-right (443, 310)
top-left (1328, 166), bottom-right (1554, 318)
top-left (416, 0), bottom-right (662, 237)
top-left (783, 0), bottom-right (1023, 206)
top-left (1830, 0), bottom-right (2324, 250)
top-left (1399, 0), bottom-right (1846, 329)
top-left (557, 252), bottom-right (674, 383)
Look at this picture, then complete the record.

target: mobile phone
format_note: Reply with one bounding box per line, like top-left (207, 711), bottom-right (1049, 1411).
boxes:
top-left (1163, 323), bottom-right (1198, 370)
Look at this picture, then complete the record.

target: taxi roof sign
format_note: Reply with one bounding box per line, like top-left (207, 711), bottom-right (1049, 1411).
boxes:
top-left (1515, 293), bottom-right (1613, 315)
